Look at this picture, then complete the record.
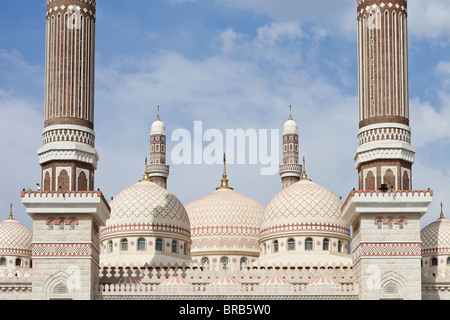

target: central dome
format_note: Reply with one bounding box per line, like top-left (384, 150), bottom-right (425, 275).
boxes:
top-left (186, 188), bottom-right (265, 254)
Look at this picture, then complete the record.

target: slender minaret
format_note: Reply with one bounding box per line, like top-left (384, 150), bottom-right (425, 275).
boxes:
top-left (38, 1), bottom-right (98, 192)
top-left (147, 106), bottom-right (170, 188)
top-left (279, 106), bottom-right (302, 189)
top-left (355, 0), bottom-right (415, 191)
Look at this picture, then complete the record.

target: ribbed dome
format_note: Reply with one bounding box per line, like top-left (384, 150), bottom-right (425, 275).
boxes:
top-left (260, 179), bottom-right (350, 238)
top-left (102, 180), bottom-right (190, 238)
top-left (0, 218), bottom-right (33, 257)
top-left (308, 275), bottom-right (340, 286)
top-left (186, 189), bottom-right (265, 254)
top-left (421, 218), bottom-right (450, 255)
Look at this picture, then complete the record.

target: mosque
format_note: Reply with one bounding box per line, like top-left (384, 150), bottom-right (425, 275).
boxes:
top-left (0, 0), bottom-right (449, 300)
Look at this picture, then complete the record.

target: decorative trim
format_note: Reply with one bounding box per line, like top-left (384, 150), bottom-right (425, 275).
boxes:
top-left (353, 242), bottom-right (421, 262)
top-left (260, 222), bottom-right (351, 238)
top-left (101, 223), bottom-right (191, 239)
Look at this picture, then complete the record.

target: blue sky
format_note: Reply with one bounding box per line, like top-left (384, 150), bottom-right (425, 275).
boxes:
top-left (0, 0), bottom-right (449, 230)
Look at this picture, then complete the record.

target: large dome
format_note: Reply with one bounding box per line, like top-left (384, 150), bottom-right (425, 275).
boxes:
top-left (101, 180), bottom-right (190, 239)
top-left (421, 217), bottom-right (450, 256)
top-left (186, 188), bottom-right (265, 255)
top-left (0, 216), bottom-right (33, 257)
top-left (260, 179), bottom-right (350, 238)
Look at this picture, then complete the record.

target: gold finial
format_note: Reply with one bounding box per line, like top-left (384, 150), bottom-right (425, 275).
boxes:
top-left (300, 157), bottom-right (311, 181)
top-left (8, 203), bottom-right (14, 220)
top-left (157, 106), bottom-right (160, 121)
top-left (289, 105), bottom-right (293, 120)
top-left (217, 153), bottom-right (233, 190)
top-left (140, 157), bottom-right (151, 182)
top-left (439, 202), bottom-right (445, 220)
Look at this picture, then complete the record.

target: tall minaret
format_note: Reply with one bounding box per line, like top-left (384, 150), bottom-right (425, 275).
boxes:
top-left (355, 0), bottom-right (415, 191)
top-left (279, 106), bottom-right (302, 189)
top-left (147, 106), bottom-right (170, 188)
top-left (38, 1), bottom-right (98, 192)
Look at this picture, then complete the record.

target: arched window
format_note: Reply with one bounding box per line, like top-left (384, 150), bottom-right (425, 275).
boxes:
top-left (305, 238), bottom-right (313, 251)
top-left (263, 243), bottom-right (267, 255)
top-left (202, 257), bottom-right (209, 267)
top-left (172, 240), bottom-right (178, 254)
top-left (221, 257), bottom-right (229, 270)
top-left (15, 258), bottom-right (22, 266)
top-left (338, 241), bottom-right (343, 253)
top-left (287, 238), bottom-right (295, 251)
top-left (184, 244), bottom-right (188, 255)
top-left (447, 257), bottom-right (450, 265)
top-left (48, 220), bottom-right (54, 230)
top-left (399, 220), bottom-right (405, 229)
top-left (323, 238), bottom-right (330, 251)
top-left (156, 239), bottom-right (163, 251)
top-left (431, 258), bottom-right (438, 266)
top-left (70, 220), bottom-right (76, 230)
top-left (108, 241), bottom-right (113, 253)
top-left (388, 220), bottom-right (394, 229)
top-left (377, 219), bottom-right (383, 229)
top-left (59, 221), bottom-right (65, 230)
top-left (273, 240), bottom-right (279, 253)
top-left (137, 238), bottom-right (146, 251)
top-left (121, 239), bottom-right (128, 251)
top-left (0, 257), bottom-right (6, 265)
top-left (240, 257), bottom-right (248, 270)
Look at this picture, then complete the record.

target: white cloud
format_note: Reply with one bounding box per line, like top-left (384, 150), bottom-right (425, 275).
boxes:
top-left (408, 0), bottom-right (450, 40)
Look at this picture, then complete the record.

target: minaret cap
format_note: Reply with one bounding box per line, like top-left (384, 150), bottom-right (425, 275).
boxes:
top-left (439, 202), bottom-right (446, 220)
top-left (8, 203), bottom-right (14, 221)
top-left (283, 105), bottom-right (298, 135)
top-left (151, 106), bottom-right (166, 135)
top-left (217, 153), bottom-right (233, 190)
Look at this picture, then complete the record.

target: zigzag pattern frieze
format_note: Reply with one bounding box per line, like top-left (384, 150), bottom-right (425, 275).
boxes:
top-left (32, 243), bottom-right (93, 258)
top-left (358, 127), bottom-right (411, 146)
top-left (191, 225), bottom-right (259, 237)
top-left (43, 128), bottom-right (95, 147)
top-left (359, 243), bottom-right (421, 257)
top-left (191, 236), bottom-right (260, 251)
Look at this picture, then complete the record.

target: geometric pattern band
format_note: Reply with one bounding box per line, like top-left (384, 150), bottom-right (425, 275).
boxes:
top-left (32, 243), bottom-right (94, 259)
top-left (355, 242), bottom-right (421, 261)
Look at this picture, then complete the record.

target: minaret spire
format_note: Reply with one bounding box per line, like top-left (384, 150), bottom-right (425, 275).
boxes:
top-left (300, 157), bottom-right (311, 181)
top-left (157, 105), bottom-right (160, 121)
top-left (289, 105), bottom-right (293, 120)
top-left (217, 153), bottom-right (233, 190)
top-left (8, 203), bottom-right (14, 220)
top-left (439, 202), bottom-right (446, 220)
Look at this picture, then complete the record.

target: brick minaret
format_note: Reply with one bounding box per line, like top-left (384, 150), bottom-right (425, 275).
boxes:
top-left (279, 106), bottom-right (302, 189)
top-left (355, 0), bottom-right (415, 191)
top-left (147, 107), bottom-right (170, 188)
top-left (38, 0), bottom-right (98, 192)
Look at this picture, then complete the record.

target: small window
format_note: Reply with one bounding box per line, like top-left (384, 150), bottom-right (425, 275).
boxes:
top-left (183, 244), bottom-right (188, 255)
top-left (240, 258), bottom-right (248, 270)
top-left (0, 257), bottom-right (6, 265)
top-left (172, 240), bottom-right (178, 254)
top-left (287, 238), bottom-right (295, 251)
top-left (431, 258), bottom-right (438, 266)
top-left (49, 221), bottom-right (54, 230)
top-left (59, 221), bottom-right (65, 230)
top-left (388, 220), bottom-right (394, 229)
top-left (273, 240), bottom-right (279, 253)
top-left (399, 220), bottom-right (405, 229)
top-left (323, 238), bottom-right (330, 251)
top-left (15, 258), bottom-right (22, 266)
top-left (137, 238), bottom-right (146, 251)
top-left (447, 257), bottom-right (450, 265)
top-left (108, 241), bottom-right (113, 253)
top-left (221, 257), bottom-right (229, 270)
top-left (338, 241), bottom-right (343, 253)
top-left (263, 243), bottom-right (267, 255)
top-left (70, 220), bottom-right (76, 230)
top-left (121, 239), bottom-right (128, 251)
top-left (202, 257), bottom-right (209, 266)
top-left (377, 220), bottom-right (383, 229)
top-left (305, 238), bottom-right (313, 251)
top-left (156, 239), bottom-right (163, 251)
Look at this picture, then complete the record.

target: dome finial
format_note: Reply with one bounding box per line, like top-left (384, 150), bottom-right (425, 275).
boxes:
top-left (300, 157), bottom-right (311, 181)
top-left (289, 105), bottom-right (293, 120)
top-left (140, 157), bottom-right (151, 182)
top-left (217, 153), bottom-right (233, 190)
top-left (157, 106), bottom-right (160, 121)
top-left (439, 202), bottom-right (445, 220)
top-left (8, 203), bottom-right (14, 220)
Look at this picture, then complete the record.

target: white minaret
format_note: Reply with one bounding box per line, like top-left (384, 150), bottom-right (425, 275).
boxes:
top-left (279, 106), bottom-right (302, 189)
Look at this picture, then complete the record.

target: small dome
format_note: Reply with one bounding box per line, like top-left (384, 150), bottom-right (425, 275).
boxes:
top-left (0, 217), bottom-right (33, 257)
top-left (113, 277), bottom-right (142, 286)
top-left (210, 276), bottom-right (241, 286)
top-left (259, 276), bottom-right (291, 286)
top-left (260, 179), bottom-right (349, 238)
top-left (151, 119), bottom-right (166, 136)
top-left (421, 217), bottom-right (450, 255)
top-left (103, 180), bottom-right (190, 238)
top-left (308, 276), bottom-right (340, 286)
top-left (283, 119), bottom-right (298, 135)
top-left (186, 188), bottom-right (265, 254)
top-left (160, 276), bottom-right (192, 286)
